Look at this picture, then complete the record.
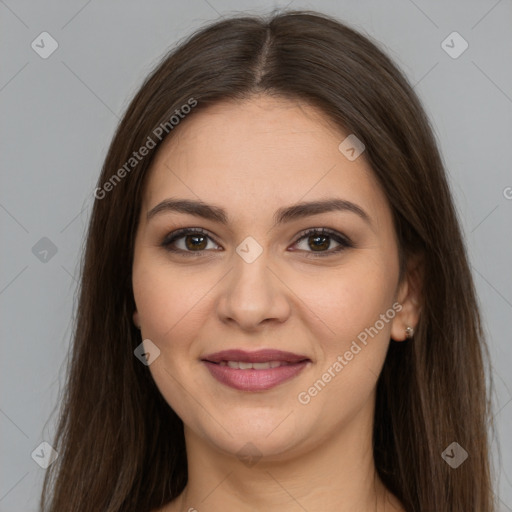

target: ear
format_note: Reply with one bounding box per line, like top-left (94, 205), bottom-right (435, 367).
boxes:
top-left (390, 252), bottom-right (423, 342)
top-left (133, 310), bottom-right (141, 329)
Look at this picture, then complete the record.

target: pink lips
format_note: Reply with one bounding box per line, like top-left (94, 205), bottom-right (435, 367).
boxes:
top-left (201, 349), bottom-right (310, 392)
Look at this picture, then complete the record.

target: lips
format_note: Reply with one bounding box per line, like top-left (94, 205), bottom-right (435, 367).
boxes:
top-left (201, 349), bottom-right (311, 391)
top-left (202, 349), bottom-right (310, 364)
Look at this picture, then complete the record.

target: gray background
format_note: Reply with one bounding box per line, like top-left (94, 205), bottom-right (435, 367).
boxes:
top-left (1, 0), bottom-right (511, 510)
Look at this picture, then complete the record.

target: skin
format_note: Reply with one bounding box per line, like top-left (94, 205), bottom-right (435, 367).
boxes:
top-left (132, 94), bottom-right (422, 512)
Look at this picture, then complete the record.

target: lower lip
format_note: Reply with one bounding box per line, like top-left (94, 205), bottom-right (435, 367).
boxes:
top-left (202, 361), bottom-right (309, 391)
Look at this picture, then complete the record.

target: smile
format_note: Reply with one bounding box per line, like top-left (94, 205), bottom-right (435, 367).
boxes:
top-left (219, 360), bottom-right (292, 369)
top-left (201, 349), bottom-right (311, 391)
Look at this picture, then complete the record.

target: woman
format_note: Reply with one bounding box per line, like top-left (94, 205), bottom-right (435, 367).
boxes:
top-left (40, 10), bottom-right (495, 512)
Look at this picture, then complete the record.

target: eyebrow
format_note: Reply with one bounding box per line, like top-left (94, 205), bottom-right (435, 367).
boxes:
top-left (146, 197), bottom-right (372, 228)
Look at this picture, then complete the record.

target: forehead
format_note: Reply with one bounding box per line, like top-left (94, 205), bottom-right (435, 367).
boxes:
top-left (141, 95), bottom-right (390, 228)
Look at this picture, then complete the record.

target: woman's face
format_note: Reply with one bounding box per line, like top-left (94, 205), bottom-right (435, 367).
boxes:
top-left (132, 95), bottom-right (412, 460)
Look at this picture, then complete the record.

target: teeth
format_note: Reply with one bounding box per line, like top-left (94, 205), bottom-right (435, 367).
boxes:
top-left (218, 360), bottom-right (289, 369)
top-left (252, 362), bottom-right (271, 370)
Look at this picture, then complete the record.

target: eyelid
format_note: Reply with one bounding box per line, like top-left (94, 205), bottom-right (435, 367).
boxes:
top-left (292, 227), bottom-right (353, 257)
top-left (294, 227), bottom-right (351, 245)
top-left (161, 227), bottom-right (221, 254)
top-left (160, 226), bottom-right (353, 257)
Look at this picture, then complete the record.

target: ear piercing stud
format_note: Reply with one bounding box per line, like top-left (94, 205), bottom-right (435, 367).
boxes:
top-left (405, 326), bottom-right (414, 339)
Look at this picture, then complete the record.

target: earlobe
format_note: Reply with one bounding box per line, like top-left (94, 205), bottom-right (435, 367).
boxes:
top-left (390, 311), bottom-right (416, 342)
top-left (390, 303), bottom-right (419, 341)
top-left (390, 253), bottom-right (423, 341)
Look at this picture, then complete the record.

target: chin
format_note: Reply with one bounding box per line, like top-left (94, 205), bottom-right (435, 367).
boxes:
top-left (212, 432), bottom-right (301, 463)
top-left (191, 412), bottom-right (313, 463)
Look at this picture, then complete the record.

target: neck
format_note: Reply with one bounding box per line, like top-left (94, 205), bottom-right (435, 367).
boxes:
top-left (168, 397), bottom-right (402, 512)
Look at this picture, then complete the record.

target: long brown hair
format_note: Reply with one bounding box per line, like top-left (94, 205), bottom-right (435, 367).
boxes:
top-left (40, 10), bottom-right (495, 512)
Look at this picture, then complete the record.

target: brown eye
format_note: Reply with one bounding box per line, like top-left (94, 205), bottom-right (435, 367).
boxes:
top-left (184, 233), bottom-right (208, 250)
top-left (292, 228), bottom-right (353, 257)
top-left (161, 228), bottom-right (221, 255)
top-left (161, 227), bottom-right (353, 258)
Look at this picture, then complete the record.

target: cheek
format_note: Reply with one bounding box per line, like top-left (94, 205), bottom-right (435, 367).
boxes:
top-left (132, 261), bottom-right (209, 422)
top-left (292, 254), bottom-right (397, 348)
top-left (296, 251), bottom-right (398, 411)
top-left (132, 259), bottom-right (209, 345)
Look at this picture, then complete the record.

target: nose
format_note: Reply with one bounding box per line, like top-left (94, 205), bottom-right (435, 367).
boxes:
top-left (215, 249), bottom-right (291, 331)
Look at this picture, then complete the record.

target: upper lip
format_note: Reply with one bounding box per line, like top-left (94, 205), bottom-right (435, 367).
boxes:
top-left (202, 349), bottom-right (310, 364)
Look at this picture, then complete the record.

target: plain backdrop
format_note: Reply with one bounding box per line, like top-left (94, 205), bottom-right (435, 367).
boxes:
top-left (1, 1), bottom-right (511, 510)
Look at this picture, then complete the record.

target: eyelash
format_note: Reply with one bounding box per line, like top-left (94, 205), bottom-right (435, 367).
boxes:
top-left (160, 227), bottom-right (354, 258)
